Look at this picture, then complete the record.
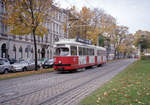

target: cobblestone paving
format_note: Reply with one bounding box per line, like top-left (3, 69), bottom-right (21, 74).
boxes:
top-left (0, 59), bottom-right (135, 105)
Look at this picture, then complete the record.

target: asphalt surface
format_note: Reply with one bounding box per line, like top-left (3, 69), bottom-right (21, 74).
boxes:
top-left (0, 59), bottom-right (135, 105)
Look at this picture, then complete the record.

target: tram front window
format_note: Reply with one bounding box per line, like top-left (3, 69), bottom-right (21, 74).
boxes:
top-left (55, 48), bottom-right (69, 56)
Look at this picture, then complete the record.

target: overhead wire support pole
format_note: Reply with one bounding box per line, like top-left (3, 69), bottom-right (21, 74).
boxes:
top-left (66, 10), bottom-right (69, 39)
top-left (68, 18), bottom-right (79, 38)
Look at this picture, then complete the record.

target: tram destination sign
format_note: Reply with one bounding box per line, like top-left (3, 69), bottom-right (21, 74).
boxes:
top-left (76, 37), bottom-right (92, 45)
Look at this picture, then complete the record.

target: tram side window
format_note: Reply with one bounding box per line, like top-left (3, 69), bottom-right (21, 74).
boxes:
top-left (87, 48), bottom-right (91, 56)
top-left (55, 48), bottom-right (69, 56)
top-left (97, 50), bottom-right (101, 56)
top-left (92, 49), bottom-right (94, 55)
top-left (83, 48), bottom-right (87, 56)
top-left (71, 46), bottom-right (77, 56)
top-left (88, 49), bottom-right (92, 56)
top-left (86, 48), bottom-right (88, 55)
top-left (79, 47), bottom-right (83, 56)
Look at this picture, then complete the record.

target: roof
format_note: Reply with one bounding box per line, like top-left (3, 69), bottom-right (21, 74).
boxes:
top-left (54, 39), bottom-right (106, 51)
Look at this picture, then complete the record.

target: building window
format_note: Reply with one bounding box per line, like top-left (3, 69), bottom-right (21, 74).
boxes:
top-left (55, 35), bottom-right (59, 42)
top-left (59, 25), bottom-right (61, 34)
top-left (45, 35), bottom-right (48, 43)
top-left (13, 45), bottom-right (16, 59)
top-left (19, 46), bottom-right (23, 59)
top-left (38, 36), bottom-right (40, 42)
top-left (31, 48), bottom-right (34, 59)
top-left (31, 48), bottom-right (33, 53)
top-left (59, 13), bottom-right (61, 21)
top-left (41, 48), bottom-right (45, 58)
top-left (19, 36), bottom-right (22, 40)
top-left (12, 35), bottom-right (16, 39)
top-left (1, 43), bottom-right (7, 58)
top-left (41, 37), bottom-right (43, 42)
top-left (56, 24), bottom-right (58, 34)
top-left (25, 35), bottom-right (28, 41)
top-left (30, 35), bottom-right (33, 41)
top-left (25, 47), bottom-right (29, 58)
top-left (50, 33), bottom-right (52, 44)
top-left (53, 23), bottom-right (55, 33)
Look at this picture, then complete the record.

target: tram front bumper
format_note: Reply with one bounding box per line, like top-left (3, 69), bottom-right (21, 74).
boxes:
top-left (54, 65), bottom-right (77, 71)
top-left (57, 67), bottom-right (64, 71)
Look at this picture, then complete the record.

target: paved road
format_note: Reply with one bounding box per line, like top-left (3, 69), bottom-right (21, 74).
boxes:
top-left (0, 59), bottom-right (135, 105)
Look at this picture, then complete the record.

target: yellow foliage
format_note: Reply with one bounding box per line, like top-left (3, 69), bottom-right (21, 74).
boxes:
top-left (68, 6), bottom-right (94, 39)
top-left (117, 44), bottom-right (127, 53)
top-left (87, 27), bottom-right (101, 45)
top-left (2, 0), bottom-right (53, 37)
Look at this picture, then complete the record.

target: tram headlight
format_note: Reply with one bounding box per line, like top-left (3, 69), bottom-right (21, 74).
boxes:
top-left (59, 61), bottom-right (61, 64)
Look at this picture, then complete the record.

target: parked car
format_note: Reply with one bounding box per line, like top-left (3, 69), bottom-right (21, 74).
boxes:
top-left (29, 60), bottom-right (41, 70)
top-left (43, 59), bottom-right (54, 69)
top-left (8, 58), bottom-right (17, 64)
top-left (11, 60), bottom-right (40, 72)
top-left (38, 58), bottom-right (48, 68)
top-left (0, 58), bottom-right (12, 74)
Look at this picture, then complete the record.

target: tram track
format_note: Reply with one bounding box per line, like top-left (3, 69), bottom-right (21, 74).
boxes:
top-left (0, 59), bottom-right (117, 91)
top-left (0, 64), bottom-right (107, 103)
top-left (0, 59), bottom-right (134, 105)
top-left (38, 60), bottom-right (132, 105)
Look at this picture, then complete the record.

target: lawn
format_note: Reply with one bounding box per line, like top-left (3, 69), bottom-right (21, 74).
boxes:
top-left (79, 60), bottom-right (150, 105)
top-left (0, 68), bottom-right (54, 80)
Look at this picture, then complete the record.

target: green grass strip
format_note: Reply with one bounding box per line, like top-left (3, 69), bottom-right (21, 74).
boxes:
top-left (79, 60), bottom-right (150, 105)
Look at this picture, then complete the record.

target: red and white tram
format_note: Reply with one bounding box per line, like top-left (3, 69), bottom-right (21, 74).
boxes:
top-left (53, 38), bottom-right (107, 71)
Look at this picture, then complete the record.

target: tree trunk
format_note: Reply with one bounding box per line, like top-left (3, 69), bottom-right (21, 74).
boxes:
top-left (33, 29), bottom-right (38, 71)
top-left (106, 49), bottom-right (109, 61)
top-left (114, 49), bottom-right (117, 60)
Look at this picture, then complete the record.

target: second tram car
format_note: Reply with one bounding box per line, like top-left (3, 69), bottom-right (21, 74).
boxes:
top-left (53, 38), bottom-right (107, 71)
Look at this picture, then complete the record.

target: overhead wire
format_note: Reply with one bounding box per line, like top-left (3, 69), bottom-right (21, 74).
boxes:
top-left (84, 0), bottom-right (96, 9)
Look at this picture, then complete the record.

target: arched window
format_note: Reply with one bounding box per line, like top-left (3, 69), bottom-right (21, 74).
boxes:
top-left (31, 48), bottom-right (33, 53)
top-left (13, 45), bottom-right (16, 59)
top-left (41, 48), bottom-right (45, 58)
top-left (55, 35), bottom-right (59, 42)
top-left (25, 47), bottom-right (29, 58)
top-left (19, 46), bottom-right (23, 59)
top-left (45, 35), bottom-right (48, 43)
top-left (31, 48), bottom-right (33, 59)
top-left (1, 43), bottom-right (7, 58)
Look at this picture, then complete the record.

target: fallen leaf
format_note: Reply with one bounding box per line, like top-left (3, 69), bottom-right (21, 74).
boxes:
top-left (104, 92), bottom-right (109, 96)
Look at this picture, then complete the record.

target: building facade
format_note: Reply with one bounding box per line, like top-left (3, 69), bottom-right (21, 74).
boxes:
top-left (0, 1), bottom-right (69, 60)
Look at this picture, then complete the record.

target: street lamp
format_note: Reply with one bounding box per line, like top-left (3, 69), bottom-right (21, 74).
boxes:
top-left (68, 18), bottom-right (79, 38)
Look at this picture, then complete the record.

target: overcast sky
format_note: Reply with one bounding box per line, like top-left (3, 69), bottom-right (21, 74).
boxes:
top-left (55, 0), bottom-right (150, 34)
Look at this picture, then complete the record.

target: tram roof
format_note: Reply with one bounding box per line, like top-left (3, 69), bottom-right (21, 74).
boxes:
top-left (54, 39), bottom-right (106, 51)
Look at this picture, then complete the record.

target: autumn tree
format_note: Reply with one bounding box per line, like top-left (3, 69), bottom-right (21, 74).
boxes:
top-left (68, 6), bottom-right (132, 60)
top-left (2, 0), bottom-right (53, 70)
top-left (68, 6), bottom-right (94, 39)
top-left (117, 34), bottom-right (134, 58)
top-left (112, 25), bottom-right (129, 59)
top-left (98, 35), bottom-right (105, 47)
top-left (134, 30), bottom-right (150, 52)
top-left (69, 7), bottom-right (107, 45)
top-left (87, 8), bottom-right (105, 44)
